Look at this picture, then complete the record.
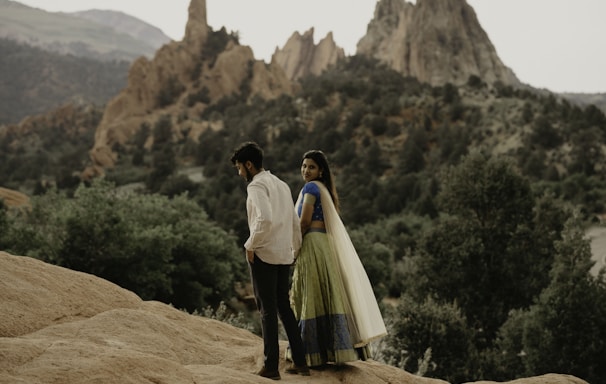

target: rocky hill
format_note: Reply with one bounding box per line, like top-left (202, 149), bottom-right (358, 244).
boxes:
top-left (84, 0), bottom-right (295, 177)
top-left (85, 0), bottom-right (527, 175)
top-left (0, 251), bottom-right (589, 384)
top-left (0, 187), bottom-right (29, 208)
top-left (356, 0), bottom-right (519, 87)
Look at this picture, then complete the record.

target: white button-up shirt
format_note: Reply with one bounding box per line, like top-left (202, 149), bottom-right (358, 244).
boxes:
top-left (244, 170), bottom-right (302, 264)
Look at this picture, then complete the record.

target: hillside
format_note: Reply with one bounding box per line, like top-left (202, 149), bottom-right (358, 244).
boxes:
top-left (70, 9), bottom-right (172, 50)
top-left (0, 1), bottom-right (176, 124)
top-left (0, 251), bottom-right (588, 384)
top-left (0, 103), bottom-right (102, 190)
top-left (0, 0), bottom-right (158, 61)
top-left (561, 92), bottom-right (606, 115)
top-left (0, 38), bottom-right (126, 125)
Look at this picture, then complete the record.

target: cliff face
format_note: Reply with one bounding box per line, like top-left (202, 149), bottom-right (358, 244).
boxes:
top-left (85, 0), bottom-right (294, 176)
top-left (271, 28), bottom-right (345, 81)
top-left (357, 0), bottom-right (519, 87)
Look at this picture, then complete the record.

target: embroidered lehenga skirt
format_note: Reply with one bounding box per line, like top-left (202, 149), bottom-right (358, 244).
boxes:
top-left (290, 230), bottom-right (361, 366)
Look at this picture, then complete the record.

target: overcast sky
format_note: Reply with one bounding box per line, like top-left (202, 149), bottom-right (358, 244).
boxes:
top-left (15, 0), bottom-right (606, 94)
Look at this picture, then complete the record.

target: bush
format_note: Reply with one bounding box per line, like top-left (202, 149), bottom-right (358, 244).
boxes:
top-left (494, 217), bottom-right (606, 383)
top-left (383, 295), bottom-right (474, 383)
top-left (3, 180), bottom-right (246, 312)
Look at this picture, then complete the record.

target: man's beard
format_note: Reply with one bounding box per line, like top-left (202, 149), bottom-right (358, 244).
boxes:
top-left (245, 168), bottom-right (254, 182)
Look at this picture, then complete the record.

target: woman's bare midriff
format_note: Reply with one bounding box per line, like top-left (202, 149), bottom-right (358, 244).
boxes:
top-left (309, 220), bottom-right (325, 229)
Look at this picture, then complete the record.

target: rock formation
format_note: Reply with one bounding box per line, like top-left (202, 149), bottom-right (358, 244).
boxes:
top-left (0, 187), bottom-right (29, 208)
top-left (84, 0), bottom-right (294, 176)
top-left (0, 251), bottom-right (589, 384)
top-left (271, 28), bottom-right (345, 81)
top-left (356, 0), bottom-right (519, 87)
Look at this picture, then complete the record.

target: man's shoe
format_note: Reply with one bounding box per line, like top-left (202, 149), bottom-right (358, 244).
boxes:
top-left (285, 363), bottom-right (311, 376)
top-left (256, 367), bottom-right (281, 380)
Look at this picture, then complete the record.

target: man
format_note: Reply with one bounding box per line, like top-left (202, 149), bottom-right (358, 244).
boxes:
top-left (230, 141), bottom-right (310, 380)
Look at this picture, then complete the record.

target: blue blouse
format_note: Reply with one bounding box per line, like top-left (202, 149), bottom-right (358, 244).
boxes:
top-left (297, 182), bottom-right (324, 221)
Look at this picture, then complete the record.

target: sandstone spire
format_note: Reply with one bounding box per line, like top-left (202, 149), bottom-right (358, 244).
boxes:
top-left (357, 0), bottom-right (519, 87)
top-left (183, 0), bottom-right (209, 50)
top-left (84, 0), bottom-right (293, 176)
top-left (272, 28), bottom-right (345, 81)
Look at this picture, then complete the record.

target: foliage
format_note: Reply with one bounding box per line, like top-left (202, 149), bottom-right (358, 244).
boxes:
top-left (492, 215), bottom-right (606, 383)
top-left (0, 200), bottom-right (8, 248)
top-left (0, 38), bottom-right (128, 125)
top-left (2, 179), bottom-right (246, 312)
top-left (412, 153), bottom-right (562, 347)
top-left (383, 295), bottom-right (474, 383)
top-left (147, 115), bottom-right (177, 192)
top-left (156, 75), bottom-right (185, 108)
top-left (0, 105), bottom-right (101, 192)
top-left (202, 27), bottom-right (240, 68)
top-left (200, 301), bottom-right (255, 332)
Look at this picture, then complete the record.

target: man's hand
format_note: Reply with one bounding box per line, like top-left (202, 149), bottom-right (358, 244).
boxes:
top-left (246, 249), bottom-right (255, 263)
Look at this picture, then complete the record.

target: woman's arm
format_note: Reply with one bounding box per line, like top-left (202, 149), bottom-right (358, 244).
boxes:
top-left (299, 193), bottom-right (315, 235)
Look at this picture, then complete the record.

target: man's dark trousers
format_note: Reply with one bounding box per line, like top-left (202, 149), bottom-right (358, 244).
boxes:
top-left (249, 254), bottom-right (307, 370)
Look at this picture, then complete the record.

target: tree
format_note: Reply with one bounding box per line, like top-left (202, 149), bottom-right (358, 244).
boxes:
top-left (399, 127), bottom-right (428, 174)
top-left (569, 126), bottom-right (604, 176)
top-left (414, 153), bottom-right (552, 344)
top-left (383, 295), bottom-right (474, 383)
top-left (147, 115), bottom-right (177, 191)
top-left (0, 200), bottom-right (8, 249)
top-left (4, 180), bottom-right (245, 312)
top-left (528, 116), bottom-right (561, 149)
top-left (494, 215), bottom-right (606, 383)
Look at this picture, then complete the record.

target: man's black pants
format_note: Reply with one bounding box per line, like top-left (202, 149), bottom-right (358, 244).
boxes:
top-left (249, 255), bottom-right (306, 370)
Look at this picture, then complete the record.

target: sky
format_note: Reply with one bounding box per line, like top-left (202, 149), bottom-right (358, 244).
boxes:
top-left (15, 0), bottom-right (606, 94)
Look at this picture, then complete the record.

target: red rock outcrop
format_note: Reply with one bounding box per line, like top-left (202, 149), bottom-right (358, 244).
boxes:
top-left (85, 0), bottom-right (294, 176)
top-left (0, 251), bottom-right (590, 384)
top-left (272, 28), bottom-right (345, 81)
top-left (356, 0), bottom-right (519, 87)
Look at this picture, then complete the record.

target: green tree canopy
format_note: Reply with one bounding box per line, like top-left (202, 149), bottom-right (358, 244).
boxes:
top-left (412, 153), bottom-right (560, 344)
top-left (3, 179), bottom-right (246, 312)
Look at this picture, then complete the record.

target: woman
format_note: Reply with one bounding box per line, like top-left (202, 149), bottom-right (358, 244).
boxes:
top-left (290, 150), bottom-right (387, 367)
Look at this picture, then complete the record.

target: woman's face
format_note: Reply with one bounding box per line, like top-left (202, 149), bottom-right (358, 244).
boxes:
top-left (301, 158), bottom-right (321, 182)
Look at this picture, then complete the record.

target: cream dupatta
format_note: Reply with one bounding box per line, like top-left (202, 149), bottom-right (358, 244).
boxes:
top-left (295, 181), bottom-right (387, 347)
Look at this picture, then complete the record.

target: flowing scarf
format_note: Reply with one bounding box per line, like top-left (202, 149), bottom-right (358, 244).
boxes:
top-left (295, 181), bottom-right (387, 347)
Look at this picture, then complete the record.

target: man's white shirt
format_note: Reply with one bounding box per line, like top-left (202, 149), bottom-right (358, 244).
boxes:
top-left (244, 170), bottom-right (302, 264)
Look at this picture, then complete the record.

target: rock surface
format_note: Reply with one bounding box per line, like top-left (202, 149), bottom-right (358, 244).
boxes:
top-left (272, 28), bottom-right (345, 81)
top-left (85, 0), bottom-right (294, 175)
top-left (357, 0), bottom-right (519, 87)
top-left (0, 187), bottom-right (29, 208)
top-left (0, 251), bottom-right (588, 384)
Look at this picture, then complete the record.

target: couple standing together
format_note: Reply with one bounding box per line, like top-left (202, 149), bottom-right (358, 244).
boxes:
top-left (230, 141), bottom-right (387, 380)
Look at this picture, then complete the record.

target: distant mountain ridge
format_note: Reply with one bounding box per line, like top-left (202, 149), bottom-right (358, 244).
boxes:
top-left (0, 0), bottom-right (168, 61)
top-left (0, 0), bottom-right (174, 124)
top-left (70, 9), bottom-right (172, 51)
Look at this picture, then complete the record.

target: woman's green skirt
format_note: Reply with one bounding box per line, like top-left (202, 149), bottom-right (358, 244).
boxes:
top-left (290, 231), bottom-right (362, 366)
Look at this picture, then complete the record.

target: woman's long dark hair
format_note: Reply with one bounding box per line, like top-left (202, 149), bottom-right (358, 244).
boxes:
top-left (302, 150), bottom-right (340, 213)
